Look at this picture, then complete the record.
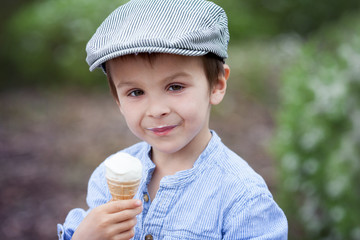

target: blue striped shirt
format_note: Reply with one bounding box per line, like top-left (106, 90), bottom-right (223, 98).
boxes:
top-left (58, 131), bottom-right (288, 239)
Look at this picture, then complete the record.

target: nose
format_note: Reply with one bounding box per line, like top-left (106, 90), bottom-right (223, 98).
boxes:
top-left (146, 95), bottom-right (170, 118)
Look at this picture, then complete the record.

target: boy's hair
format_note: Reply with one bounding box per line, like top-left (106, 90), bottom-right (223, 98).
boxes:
top-left (105, 53), bottom-right (225, 103)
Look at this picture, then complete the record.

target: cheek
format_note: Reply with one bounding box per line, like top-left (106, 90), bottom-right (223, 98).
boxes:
top-left (122, 113), bottom-right (144, 139)
top-left (119, 106), bottom-right (139, 128)
top-left (176, 95), bottom-right (210, 120)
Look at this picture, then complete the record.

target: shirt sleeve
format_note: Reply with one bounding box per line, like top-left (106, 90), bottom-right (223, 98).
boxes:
top-left (222, 193), bottom-right (288, 240)
top-left (57, 163), bottom-right (110, 240)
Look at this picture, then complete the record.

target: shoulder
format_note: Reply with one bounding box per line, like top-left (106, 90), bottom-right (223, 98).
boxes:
top-left (217, 145), bottom-right (267, 189)
top-left (204, 134), bottom-right (272, 202)
top-left (205, 136), bottom-right (288, 237)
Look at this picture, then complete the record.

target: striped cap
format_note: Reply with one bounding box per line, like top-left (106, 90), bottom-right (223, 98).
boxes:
top-left (86, 0), bottom-right (229, 71)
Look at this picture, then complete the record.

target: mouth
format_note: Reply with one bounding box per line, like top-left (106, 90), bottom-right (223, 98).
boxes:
top-left (146, 125), bottom-right (177, 136)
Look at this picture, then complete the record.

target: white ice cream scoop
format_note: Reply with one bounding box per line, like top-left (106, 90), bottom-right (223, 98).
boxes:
top-left (104, 152), bottom-right (142, 182)
top-left (104, 152), bottom-right (142, 200)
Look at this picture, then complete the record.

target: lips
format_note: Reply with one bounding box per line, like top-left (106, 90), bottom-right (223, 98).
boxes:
top-left (147, 125), bottom-right (177, 136)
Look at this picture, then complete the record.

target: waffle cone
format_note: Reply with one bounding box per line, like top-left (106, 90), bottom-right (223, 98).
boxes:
top-left (107, 178), bottom-right (141, 201)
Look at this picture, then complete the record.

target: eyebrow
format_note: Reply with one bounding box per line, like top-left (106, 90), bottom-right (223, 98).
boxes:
top-left (116, 81), bottom-right (136, 89)
top-left (116, 72), bottom-right (191, 88)
top-left (163, 72), bottom-right (191, 83)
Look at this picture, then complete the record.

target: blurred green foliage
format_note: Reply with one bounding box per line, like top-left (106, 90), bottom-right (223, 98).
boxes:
top-left (2, 0), bottom-right (360, 89)
top-left (226, 36), bottom-right (302, 108)
top-left (217, 0), bottom-right (360, 40)
top-left (273, 13), bottom-right (360, 240)
top-left (1, 0), bottom-right (126, 88)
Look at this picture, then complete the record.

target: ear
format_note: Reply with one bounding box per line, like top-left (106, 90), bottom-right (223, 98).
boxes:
top-left (210, 64), bottom-right (230, 105)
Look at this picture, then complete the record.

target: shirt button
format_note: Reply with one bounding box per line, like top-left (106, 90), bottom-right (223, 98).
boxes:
top-left (145, 234), bottom-right (153, 240)
top-left (143, 193), bottom-right (149, 202)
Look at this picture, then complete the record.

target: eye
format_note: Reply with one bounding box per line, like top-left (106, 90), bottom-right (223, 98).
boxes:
top-left (128, 89), bottom-right (144, 97)
top-left (168, 84), bottom-right (184, 91)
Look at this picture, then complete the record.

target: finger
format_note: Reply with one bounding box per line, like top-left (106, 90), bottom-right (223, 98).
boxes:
top-left (108, 217), bottom-right (137, 237)
top-left (104, 199), bottom-right (142, 213)
top-left (111, 205), bottom-right (143, 223)
top-left (113, 227), bottom-right (135, 240)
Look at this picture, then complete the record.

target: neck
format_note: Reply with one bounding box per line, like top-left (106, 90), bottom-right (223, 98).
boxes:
top-left (151, 129), bottom-right (212, 175)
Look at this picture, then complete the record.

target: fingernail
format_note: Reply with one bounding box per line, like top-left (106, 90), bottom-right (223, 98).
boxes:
top-left (135, 199), bottom-right (142, 206)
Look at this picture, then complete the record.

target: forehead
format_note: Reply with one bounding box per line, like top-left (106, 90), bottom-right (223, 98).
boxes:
top-left (108, 54), bottom-right (205, 76)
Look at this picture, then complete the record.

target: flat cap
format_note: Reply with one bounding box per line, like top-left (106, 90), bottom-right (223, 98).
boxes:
top-left (86, 0), bottom-right (229, 71)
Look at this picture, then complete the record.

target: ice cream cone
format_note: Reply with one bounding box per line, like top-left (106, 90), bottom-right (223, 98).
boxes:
top-left (107, 178), bottom-right (141, 200)
top-left (104, 152), bottom-right (143, 201)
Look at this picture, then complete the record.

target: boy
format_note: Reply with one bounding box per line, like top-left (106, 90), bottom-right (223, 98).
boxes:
top-left (58, 0), bottom-right (288, 239)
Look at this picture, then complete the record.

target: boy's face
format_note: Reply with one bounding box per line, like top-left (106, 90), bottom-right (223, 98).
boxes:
top-left (108, 54), bottom-right (228, 157)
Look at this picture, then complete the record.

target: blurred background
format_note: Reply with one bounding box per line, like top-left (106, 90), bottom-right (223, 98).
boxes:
top-left (1, 0), bottom-right (360, 239)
